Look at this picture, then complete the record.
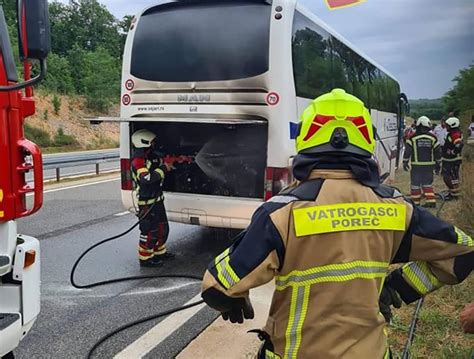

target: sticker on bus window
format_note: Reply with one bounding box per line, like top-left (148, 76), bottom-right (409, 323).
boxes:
top-left (267, 92), bottom-right (280, 106)
top-left (326, 0), bottom-right (366, 10)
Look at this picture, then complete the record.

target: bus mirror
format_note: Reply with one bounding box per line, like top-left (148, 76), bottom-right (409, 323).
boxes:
top-left (399, 93), bottom-right (410, 115)
top-left (18, 0), bottom-right (50, 61)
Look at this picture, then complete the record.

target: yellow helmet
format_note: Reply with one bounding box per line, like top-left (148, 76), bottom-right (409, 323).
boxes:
top-left (296, 89), bottom-right (375, 157)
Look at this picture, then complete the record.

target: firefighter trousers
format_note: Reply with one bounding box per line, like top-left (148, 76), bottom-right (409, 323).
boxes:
top-left (442, 160), bottom-right (462, 198)
top-left (410, 166), bottom-right (436, 205)
top-left (137, 201), bottom-right (170, 262)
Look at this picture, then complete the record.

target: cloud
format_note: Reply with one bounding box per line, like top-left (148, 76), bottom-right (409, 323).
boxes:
top-left (300, 0), bottom-right (474, 97)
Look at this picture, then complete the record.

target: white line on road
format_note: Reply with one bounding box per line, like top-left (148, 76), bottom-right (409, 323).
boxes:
top-left (26, 177), bottom-right (120, 196)
top-left (114, 211), bottom-right (131, 217)
top-left (114, 293), bottom-right (205, 359)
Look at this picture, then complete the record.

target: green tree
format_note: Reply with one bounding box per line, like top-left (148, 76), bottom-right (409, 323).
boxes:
top-left (443, 64), bottom-right (474, 114)
top-left (81, 47), bottom-right (120, 112)
top-left (50, 0), bottom-right (122, 58)
top-left (42, 53), bottom-right (75, 94)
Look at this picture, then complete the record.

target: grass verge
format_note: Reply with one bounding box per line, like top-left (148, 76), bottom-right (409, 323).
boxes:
top-left (387, 144), bottom-right (474, 358)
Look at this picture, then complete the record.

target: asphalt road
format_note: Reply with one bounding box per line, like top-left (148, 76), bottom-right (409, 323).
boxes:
top-left (14, 177), bottom-right (236, 358)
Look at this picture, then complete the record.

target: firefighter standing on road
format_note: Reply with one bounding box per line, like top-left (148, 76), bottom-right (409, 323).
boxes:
top-left (442, 117), bottom-right (464, 200)
top-left (200, 89), bottom-right (473, 359)
top-left (131, 129), bottom-right (176, 267)
top-left (403, 116), bottom-right (441, 207)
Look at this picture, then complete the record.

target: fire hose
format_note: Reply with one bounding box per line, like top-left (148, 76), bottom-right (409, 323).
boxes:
top-left (70, 192), bottom-right (206, 358)
top-left (72, 189), bottom-right (450, 358)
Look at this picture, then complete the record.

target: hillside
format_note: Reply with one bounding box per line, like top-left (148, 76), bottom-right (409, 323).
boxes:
top-left (409, 98), bottom-right (445, 122)
top-left (25, 92), bottom-right (120, 153)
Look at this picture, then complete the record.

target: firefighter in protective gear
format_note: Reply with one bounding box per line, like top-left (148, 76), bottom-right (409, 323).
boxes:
top-left (403, 116), bottom-right (441, 207)
top-left (442, 117), bottom-right (464, 199)
top-left (200, 89), bottom-right (473, 359)
top-left (131, 129), bottom-right (175, 267)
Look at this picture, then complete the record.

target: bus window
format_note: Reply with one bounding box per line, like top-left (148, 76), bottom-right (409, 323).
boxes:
top-left (130, 2), bottom-right (271, 82)
top-left (292, 11), bottom-right (334, 99)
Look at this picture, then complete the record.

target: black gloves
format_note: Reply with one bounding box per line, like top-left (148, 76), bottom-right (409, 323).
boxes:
top-left (403, 161), bottom-right (410, 172)
top-left (202, 287), bottom-right (255, 324)
top-left (221, 297), bottom-right (254, 323)
top-left (435, 162), bottom-right (441, 175)
top-left (379, 282), bottom-right (402, 323)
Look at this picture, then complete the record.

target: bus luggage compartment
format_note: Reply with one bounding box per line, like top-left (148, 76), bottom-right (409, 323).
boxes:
top-left (130, 120), bottom-right (268, 199)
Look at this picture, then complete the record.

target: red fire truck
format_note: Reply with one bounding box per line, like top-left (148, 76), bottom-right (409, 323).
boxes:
top-left (0, 1), bottom-right (49, 357)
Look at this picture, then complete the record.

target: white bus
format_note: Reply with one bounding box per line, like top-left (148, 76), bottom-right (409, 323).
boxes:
top-left (116, 0), bottom-right (408, 229)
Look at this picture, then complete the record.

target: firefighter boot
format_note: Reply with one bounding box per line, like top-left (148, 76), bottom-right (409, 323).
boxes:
top-left (139, 257), bottom-right (164, 268)
top-left (154, 244), bottom-right (176, 261)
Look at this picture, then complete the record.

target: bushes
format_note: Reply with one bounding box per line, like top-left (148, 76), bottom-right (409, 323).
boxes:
top-left (24, 124), bottom-right (78, 148)
top-left (53, 127), bottom-right (78, 147)
top-left (24, 124), bottom-right (52, 147)
top-left (52, 95), bottom-right (61, 115)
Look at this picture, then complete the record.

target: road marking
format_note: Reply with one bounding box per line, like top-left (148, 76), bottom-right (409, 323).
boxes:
top-left (26, 177), bottom-right (120, 196)
top-left (114, 211), bottom-right (131, 217)
top-left (120, 282), bottom-right (198, 296)
top-left (114, 293), bottom-right (205, 358)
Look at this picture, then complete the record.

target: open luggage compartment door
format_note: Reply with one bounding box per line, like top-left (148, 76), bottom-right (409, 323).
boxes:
top-left (128, 118), bottom-right (268, 199)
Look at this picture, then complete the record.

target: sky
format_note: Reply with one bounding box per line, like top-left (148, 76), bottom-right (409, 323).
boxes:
top-left (56, 0), bottom-right (473, 99)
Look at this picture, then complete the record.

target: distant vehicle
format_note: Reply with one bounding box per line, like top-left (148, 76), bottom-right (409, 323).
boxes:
top-left (0, 0), bottom-right (50, 356)
top-left (116, 0), bottom-right (408, 229)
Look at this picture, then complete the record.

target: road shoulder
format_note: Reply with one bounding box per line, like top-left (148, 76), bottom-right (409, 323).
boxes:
top-left (177, 281), bottom-right (275, 359)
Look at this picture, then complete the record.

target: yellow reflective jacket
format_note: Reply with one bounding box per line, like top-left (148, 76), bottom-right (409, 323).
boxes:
top-left (202, 170), bottom-right (473, 359)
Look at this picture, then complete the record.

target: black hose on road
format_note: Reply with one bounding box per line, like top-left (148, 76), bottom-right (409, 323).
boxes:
top-left (69, 196), bottom-right (206, 359)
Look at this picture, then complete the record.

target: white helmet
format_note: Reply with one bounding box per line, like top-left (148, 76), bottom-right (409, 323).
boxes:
top-left (445, 117), bottom-right (460, 129)
top-left (131, 129), bottom-right (156, 148)
top-left (416, 116), bottom-right (431, 128)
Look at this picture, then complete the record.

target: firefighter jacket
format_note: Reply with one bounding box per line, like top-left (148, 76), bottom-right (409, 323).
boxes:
top-left (403, 129), bottom-right (441, 167)
top-left (201, 167), bottom-right (473, 359)
top-left (442, 129), bottom-right (464, 162)
top-left (131, 149), bottom-right (167, 205)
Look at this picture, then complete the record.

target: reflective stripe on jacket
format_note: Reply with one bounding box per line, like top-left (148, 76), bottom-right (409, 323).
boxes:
top-left (404, 131), bottom-right (441, 166)
top-left (202, 170), bottom-right (473, 359)
top-left (442, 129), bottom-right (464, 162)
top-left (131, 155), bottom-right (166, 204)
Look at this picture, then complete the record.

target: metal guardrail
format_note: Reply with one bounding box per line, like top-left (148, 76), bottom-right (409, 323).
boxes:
top-left (43, 150), bottom-right (120, 181)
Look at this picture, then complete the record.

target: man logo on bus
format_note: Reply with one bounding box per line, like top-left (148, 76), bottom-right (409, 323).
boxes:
top-left (326, 0), bottom-right (366, 10)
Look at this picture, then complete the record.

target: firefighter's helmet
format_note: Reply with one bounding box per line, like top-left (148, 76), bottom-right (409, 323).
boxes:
top-left (131, 129), bottom-right (157, 148)
top-left (416, 116), bottom-right (432, 128)
top-left (295, 89), bottom-right (375, 157)
top-left (445, 117), bottom-right (460, 129)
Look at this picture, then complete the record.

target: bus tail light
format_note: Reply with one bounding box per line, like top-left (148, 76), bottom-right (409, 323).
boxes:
top-left (121, 159), bottom-right (132, 190)
top-left (264, 167), bottom-right (290, 201)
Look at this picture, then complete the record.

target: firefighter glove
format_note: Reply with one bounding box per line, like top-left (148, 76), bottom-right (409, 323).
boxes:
top-left (379, 282), bottom-right (402, 323)
top-left (202, 287), bottom-right (255, 324)
top-left (403, 161), bottom-right (410, 172)
top-left (435, 162), bottom-right (441, 175)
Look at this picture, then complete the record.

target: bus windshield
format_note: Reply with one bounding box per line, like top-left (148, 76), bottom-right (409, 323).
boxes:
top-left (131, 2), bottom-right (271, 82)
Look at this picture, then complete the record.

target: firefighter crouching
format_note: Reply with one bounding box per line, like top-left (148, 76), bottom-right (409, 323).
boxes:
top-left (442, 117), bottom-right (464, 200)
top-left (200, 89), bottom-right (473, 359)
top-left (131, 129), bottom-right (181, 267)
top-left (403, 116), bottom-right (441, 207)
